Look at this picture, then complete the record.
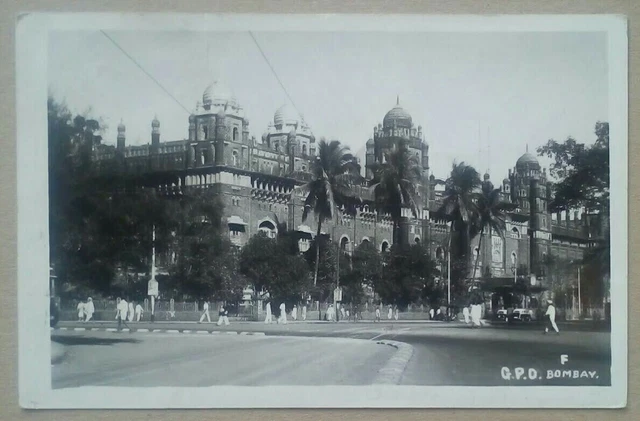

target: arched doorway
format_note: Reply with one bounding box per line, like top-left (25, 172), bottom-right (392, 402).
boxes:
top-left (258, 220), bottom-right (277, 239)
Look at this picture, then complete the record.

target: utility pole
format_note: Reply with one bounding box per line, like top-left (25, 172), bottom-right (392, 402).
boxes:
top-left (578, 265), bottom-right (582, 317)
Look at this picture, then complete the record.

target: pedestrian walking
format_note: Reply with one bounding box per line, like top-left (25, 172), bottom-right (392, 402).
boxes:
top-left (264, 301), bottom-right (273, 324)
top-left (544, 300), bottom-right (560, 334)
top-left (375, 305), bottom-right (381, 322)
top-left (326, 304), bottom-right (335, 322)
top-left (77, 300), bottom-right (85, 321)
top-left (199, 301), bottom-right (211, 323)
top-left (462, 305), bottom-right (470, 324)
top-left (84, 297), bottom-right (95, 322)
top-left (292, 305), bottom-right (298, 321)
top-left (278, 302), bottom-right (287, 324)
top-left (387, 305), bottom-right (393, 320)
top-left (116, 298), bottom-right (130, 330)
top-left (394, 306), bottom-right (399, 321)
top-left (135, 302), bottom-right (143, 322)
top-left (470, 304), bottom-right (482, 328)
top-left (301, 304), bottom-right (307, 321)
top-left (429, 308), bottom-right (435, 320)
top-left (217, 305), bottom-right (230, 326)
top-left (128, 301), bottom-right (135, 322)
top-left (340, 306), bottom-right (346, 320)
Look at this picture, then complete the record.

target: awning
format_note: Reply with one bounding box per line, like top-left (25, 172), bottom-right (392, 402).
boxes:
top-left (296, 224), bottom-right (315, 235)
top-left (227, 216), bottom-right (248, 225)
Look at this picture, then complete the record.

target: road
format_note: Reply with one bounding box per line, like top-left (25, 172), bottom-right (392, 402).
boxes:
top-left (52, 331), bottom-right (395, 388)
top-left (52, 320), bottom-right (611, 388)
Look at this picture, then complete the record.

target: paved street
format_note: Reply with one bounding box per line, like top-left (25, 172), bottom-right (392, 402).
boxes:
top-left (52, 320), bottom-right (611, 388)
top-left (52, 331), bottom-right (395, 388)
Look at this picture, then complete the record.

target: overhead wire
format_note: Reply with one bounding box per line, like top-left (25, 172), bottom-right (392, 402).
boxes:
top-left (100, 30), bottom-right (192, 115)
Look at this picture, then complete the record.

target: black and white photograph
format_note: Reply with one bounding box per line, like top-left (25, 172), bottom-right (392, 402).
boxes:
top-left (16, 13), bottom-right (627, 409)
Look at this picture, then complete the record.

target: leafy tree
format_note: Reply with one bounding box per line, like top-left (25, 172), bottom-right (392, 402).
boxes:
top-left (537, 122), bottom-right (610, 296)
top-left (437, 162), bottom-right (481, 294)
top-left (303, 235), bottom-right (337, 303)
top-left (470, 178), bottom-right (517, 282)
top-left (370, 140), bottom-right (421, 248)
top-left (239, 232), bottom-right (310, 308)
top-left (299, 140), bottom-right (361, 287)
top-left (167, 188), bottom-right (236, 300)
top-left (376, 244), bottom-right (439, 310)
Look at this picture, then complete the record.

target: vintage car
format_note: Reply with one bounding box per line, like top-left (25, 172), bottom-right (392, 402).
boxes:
top-left (496, 309), bottom-right (508, 321)
top-left (510, 308), bottom-right (535, 322)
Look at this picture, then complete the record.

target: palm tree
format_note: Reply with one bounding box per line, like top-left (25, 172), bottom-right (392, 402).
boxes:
top-left (300, 140), bottom-right (361, 286)
top-left (470, 179), bottom-right (517, 283)
top-left (438, 162), bottom-right (481, 287)
top-left (370, 141), bottom-right (421, 248)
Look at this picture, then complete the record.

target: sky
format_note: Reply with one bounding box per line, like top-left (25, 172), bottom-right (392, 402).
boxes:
top-left (48, 30), bottom-right (608, 181)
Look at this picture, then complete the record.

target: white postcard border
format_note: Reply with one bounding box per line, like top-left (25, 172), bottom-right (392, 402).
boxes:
top-left (16, 12), bottom-right (628, 409)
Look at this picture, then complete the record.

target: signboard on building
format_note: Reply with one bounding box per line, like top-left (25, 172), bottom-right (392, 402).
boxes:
top-left (334, 287), bottom-right (343, 302)
top-left (491, 236), bottom-right (503, 264)
top-left (148, 279), bottom-right (159, 296)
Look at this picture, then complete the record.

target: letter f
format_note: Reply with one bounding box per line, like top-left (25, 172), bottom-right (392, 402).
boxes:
top-left (561, 355), bottom-right (569, 365)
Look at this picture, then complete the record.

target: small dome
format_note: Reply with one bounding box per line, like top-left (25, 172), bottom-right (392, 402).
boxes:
top-left (117, 120), bottom-right (125, 132)
top-left (383, 97), bottom-right (412, 128)
top-left (483, 172), bottom-right (490, 181)
top-left (274, 104), bottom-right (300, 127)
top-left (310, 134), bottom-right (316, 143)
top-left (516, 152), bottom-right (540, 168)
top-left (288, 128), bottom-right (297, 140)
top-left (203, 81), bottom-right (237, 107)
top-left (503, 177), bottom-right (509, 184)
top-left (262, 132), bottom-right (268, 142)
top-left (152, 116), bottom-right (160, 128)
top-left (366, 138), bottom-right (374, 146)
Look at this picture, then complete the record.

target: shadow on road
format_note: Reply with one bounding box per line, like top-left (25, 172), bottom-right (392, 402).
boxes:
top-left (51, 335), bottom-right (141, 346)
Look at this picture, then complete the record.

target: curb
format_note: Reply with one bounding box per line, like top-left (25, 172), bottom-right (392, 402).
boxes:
top-left (51, 327), bottom-right (266, 336)
top-left (372, 340), bottom-right (414, 385)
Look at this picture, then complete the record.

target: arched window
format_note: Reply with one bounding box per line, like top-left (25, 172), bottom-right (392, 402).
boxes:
top-left (340, 237), bottom-right (349, 251)
top-left (302, 144), bottom-right (307, 155)
top-left (415, 237), bottom-right (421, 244)
top-left (203, 126), bottom-right (208, 140)
top-left (258, 220), bottom-right (277, 239)
top-left (436, 247), bottom-right (444, 260)
top-left (381, 241), bottom-right (390, 252)
top-left (232, 150), bottom-right (238, 166)
top-left (233, 127), bottom-right (239, 141)
top-left (511, 227), bottom-right (520, 238)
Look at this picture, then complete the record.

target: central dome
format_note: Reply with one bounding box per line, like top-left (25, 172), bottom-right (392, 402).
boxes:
top-left (274, 104), bottom-right (301, 127)
top-left (202, 81), bottom-right (237, 108)
top-left (516, 152), bottom-right (540, 169)
top-left (383, 97), bottom-right (412, 128)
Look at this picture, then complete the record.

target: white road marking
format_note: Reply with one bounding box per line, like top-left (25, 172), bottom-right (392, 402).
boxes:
top-left (74, 328), bottom-right (86, 331)
top-left (166, 330), bottom-right (179, 333)
top-left (137, 329), bottom-right (149, 333)
top-left (196, 330), bottom-right (209, 334)
top-left (183, 330), bottom-right (192, 333)
top-left (106, 328), bottom-right (117, 332)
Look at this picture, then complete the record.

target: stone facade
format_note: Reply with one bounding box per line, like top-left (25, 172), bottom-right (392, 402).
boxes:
top-left (91, 81), bottom-right (605, 291)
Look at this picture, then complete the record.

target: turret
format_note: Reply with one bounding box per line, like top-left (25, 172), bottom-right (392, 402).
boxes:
top-left (288, 128), bottom-right (297, 173)
top-left (188, 114), bottom-right (196, 141)
top-left (242, 118), bottom-right (250, 143)
top-left (151, 115), bottom-right (160, 154)
top-left (215, 108), bottom-right (226, 165)
top-left (116, 120), bottom-right (126, 152)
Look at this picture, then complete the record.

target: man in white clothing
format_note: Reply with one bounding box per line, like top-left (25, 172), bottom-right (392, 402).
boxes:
top-left (199, 301), bottom-right (211, 323)
top-left (128, 301), bottom-right (135, 322)
top-left (544, 300), bottom-right (560, 334)
top-left (135, 302), bottom-right (143, 321)
top-left (116, 298), bottom-right (130, 330)
top-left (292, 305), bottom-right (298, 321)
top-left (84, 297), bottom-right (95, 322)
top-left (264, 301), bottom-right (273, 324)
top-left (462, 305), bottom-right (470, 324)
top-left (301, 304), bottom-right (307, 321)
top-left (279, 302), bottom-right (287, 324)
top-left (77, 301), bottom-right (85, 321)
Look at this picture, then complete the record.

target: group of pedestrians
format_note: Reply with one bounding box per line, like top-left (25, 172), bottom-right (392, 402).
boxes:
top-left (198, 301), bottom-right (230, 326)
top-left (461, 303), bottom-right (485, 327)
top-left (76, 297), bottom-right (95, 322)
top-left (263, 302), bottom-right (308, 324)
top-left (114, 298), bottom-right (144, 329)
top-left (373, 304), bottom-right (399, 322)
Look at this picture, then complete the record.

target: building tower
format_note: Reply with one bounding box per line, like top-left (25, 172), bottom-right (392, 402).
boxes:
top-left (116, 120), bottom-right (126, 152)
top-left (513, 148), bottom-right (551, 278)
top-left (215, 107), bottom-right (226, 165)
top-left (151, 115), bottom-right (160, 154)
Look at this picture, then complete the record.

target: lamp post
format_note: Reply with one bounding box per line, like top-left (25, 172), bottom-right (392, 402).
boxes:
top-left (577, 264), bottom-right (582, 318)
top-left (447, 221), bottom-right (452, 307)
